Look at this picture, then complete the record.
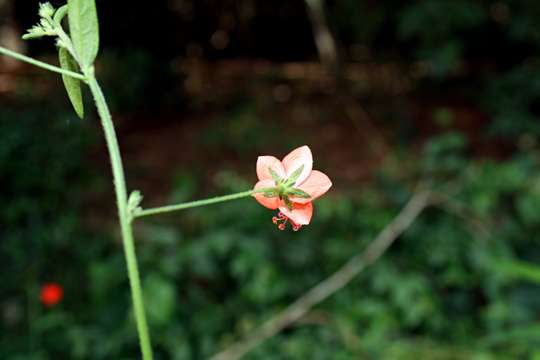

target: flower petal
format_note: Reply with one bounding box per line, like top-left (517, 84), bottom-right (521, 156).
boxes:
top-left (256, 156), bottom-right (286, 182)
top-left (253, 179), bottom-right (280, 209)
top-left (282, 145), bottom-right (313, 185)
top-left (279, 202), bottom-right (313, 225)
top-left (291, 170), bottom-right (332, 204)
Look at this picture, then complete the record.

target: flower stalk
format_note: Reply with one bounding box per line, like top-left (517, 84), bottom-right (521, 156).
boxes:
top-left (0, 46), bottom-right (86, 80)
top-left (134, 190), bottom-right (254, 219)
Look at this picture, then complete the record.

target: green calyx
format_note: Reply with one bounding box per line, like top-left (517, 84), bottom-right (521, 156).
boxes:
top-left (255, 165), bottom-right (311, 210)
top-left (23, 3), bottom-right (61, 40)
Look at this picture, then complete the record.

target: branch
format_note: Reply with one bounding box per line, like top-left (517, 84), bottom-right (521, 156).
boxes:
top-left (134, 190), bottom-right (254, 219)
top-left (304, 0), bottom-right (339, 73)
top-left (0, 46), bottom-right (86, 81)
top-left (210, 187), bottom-right (432, 360)
top-left (430, 191), bottom-right (492, 240)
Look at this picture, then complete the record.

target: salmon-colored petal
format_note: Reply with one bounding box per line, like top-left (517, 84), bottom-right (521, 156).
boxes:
top-left (279, 202), bottom-right (313, 225)
top-left (256, 156), bottom-right (286, 182)
top-left (253, 179), bottom-right (280, 209)
top-left (291, 170), bottom-right (332, 204)
top-left (282, 145), bottom-right (313, 185)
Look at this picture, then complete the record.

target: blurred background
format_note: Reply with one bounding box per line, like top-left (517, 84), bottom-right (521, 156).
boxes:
top-left (2, 0), bottom-right (540, 358)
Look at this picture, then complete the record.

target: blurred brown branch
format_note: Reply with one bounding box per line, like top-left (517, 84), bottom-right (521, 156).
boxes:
top-left (431, 191), bottom-right (492, 240)
top-left (211, 186), bottom-right (432, 360)
top-left (304, 0), bottom-right (339, 75)
top-left (0, 0), bottom-right (24, 71)
top-left (304, 0), bottom-right (391, 163)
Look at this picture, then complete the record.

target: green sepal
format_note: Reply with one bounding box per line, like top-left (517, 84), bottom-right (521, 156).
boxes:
top-left (22, 21), bottom-right (54, 40)
top-left (127, 190), bottom-right (143, 221)
top-left (253, 187), bottom-right (279, 198)
top-left (283, 196), bottom-right (294, 211)
top-left (268, 167), bottom-right (282, 183)
top-left (23, 3), bottom-right (57, 40)
top-left (22, 26), bottom-right (48, 40)
top-left (287, 188), bottom-right (311, 199)
top-left (128, 190), bottom-right (143, 211)
top-left (285, 165), bottom-right (304, 186)
top-left (58, 47), bottom-right (84, 118)
top-left (263, 191), bottom-right (278, 198)
top-left (38, 2), bottom-right (55, 19)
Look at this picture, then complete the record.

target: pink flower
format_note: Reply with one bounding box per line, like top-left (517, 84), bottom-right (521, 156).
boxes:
top-left (253, 145), bottom-right (332, 231)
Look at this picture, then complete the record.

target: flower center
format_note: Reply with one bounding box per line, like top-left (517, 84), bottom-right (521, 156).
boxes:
top-left (272, 211), bottom-right (302, 231)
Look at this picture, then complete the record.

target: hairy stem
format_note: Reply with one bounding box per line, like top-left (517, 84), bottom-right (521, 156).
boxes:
top-left (135, 190), bottom-right (254, 219)
top-left (0, 46), bottom-right (86, 80)
top-left (86, 71), bottom-right (153, 360)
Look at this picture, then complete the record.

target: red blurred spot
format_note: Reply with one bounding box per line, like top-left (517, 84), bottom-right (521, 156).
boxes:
top-left (40, 283), bottom-right (63, 307)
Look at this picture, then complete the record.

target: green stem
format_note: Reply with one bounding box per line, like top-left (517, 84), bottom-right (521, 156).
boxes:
top-left (86, 70), bottom-right (153, 360)
top-left (0, 46), bottom-right (86, 81)
top-left (135, 190), bottom-right (254, 219)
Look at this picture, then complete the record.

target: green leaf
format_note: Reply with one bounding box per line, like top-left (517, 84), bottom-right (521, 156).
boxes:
top-left (285, 165), bottom-right (304, 186)
top-left (143, 274), bottom-right (176, 327)
top-left (288, 188), bottom-right (311, 199)
top-left (68, 0), bottom-right (99, 69)
top-left (496, 259), bottom-right (540, 284)
top-left (268, 167), bottom-right (282, 183)
top-left (58, 47), bottom-right (84, 118)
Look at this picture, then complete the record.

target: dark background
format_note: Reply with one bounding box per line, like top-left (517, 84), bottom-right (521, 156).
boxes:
top-left (2, 0), bottom-right (540, 358)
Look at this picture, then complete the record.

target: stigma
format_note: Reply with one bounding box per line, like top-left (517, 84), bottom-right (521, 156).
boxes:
top-left (272, 211), bottom-right (302, 231)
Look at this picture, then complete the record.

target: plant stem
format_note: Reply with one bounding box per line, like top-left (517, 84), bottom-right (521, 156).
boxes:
top-left (135, 190), bottom-right (254, 219)
top-left (0, 46), bottom-right (86, 80)
top-left (86, 71), bottom-right (153, 360)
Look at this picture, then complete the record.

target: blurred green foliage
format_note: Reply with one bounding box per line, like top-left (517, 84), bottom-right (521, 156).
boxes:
top-left (3, 0), bottom-right (540, 358)
top-left (330, 0), bottom-right (540, 137)
top-left (3, 112), bottom-right (540, 358)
